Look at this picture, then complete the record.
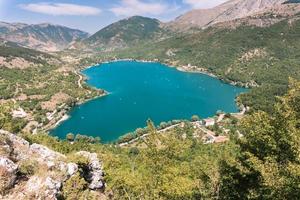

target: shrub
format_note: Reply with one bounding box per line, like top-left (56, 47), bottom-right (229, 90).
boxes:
top-left (191, 115), bottom-right (200, 122)
top-left (66, 133), bottom-right (75, 142)
top-left (18, 160), bottom-right (39, 176)
top-left (62, 173), bottom-right (88, 200)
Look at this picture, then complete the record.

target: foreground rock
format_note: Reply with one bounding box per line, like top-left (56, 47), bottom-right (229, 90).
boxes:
top-left (0, 130), bottom-right (106, 199)
top-left (76, 151), bottom-right (105, 190)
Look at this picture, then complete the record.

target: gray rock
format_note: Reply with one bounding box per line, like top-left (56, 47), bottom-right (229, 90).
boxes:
top-left (76, 151), bottom-right (105, 190)
top-left (0, 130), bottom-right (30, 160)
top-left (29, 143), bottom-right (66, 165)
top-left (67, 163), bottom-right (78, 176)
top-left (0, 156), bottom-right (18, 189)
top-left (45, 177), bottom-right (62, 199)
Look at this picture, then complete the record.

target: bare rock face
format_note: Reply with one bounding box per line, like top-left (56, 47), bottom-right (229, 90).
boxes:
top-left (169, 0), bottom-right (299, 30)
top-left (0, 157), bottom-right (18, 191)
top-left (67, 163), bottom-right (79, 177)
top-left (29, 143), bottom-right (65, 164)
top-left (76, 151), bottom-right (105, 190)
top-left (0, 130), bottom-right (30, 160)
top-left (0, 130), bottom-right (106, 199)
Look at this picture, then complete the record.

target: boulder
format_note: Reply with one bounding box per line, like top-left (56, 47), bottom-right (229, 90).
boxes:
top-left (44, 177), bottom-right (62, 199)
top-left (29, 144), bottom-right (66, 168)
top-left (67, 163), bottom-right (78, 177)
top-left (76, 151), bottom-right (105, 190)
top-left (0, 157), bottom-right (18, 190)
top-left (0, 130), bottom-right (30, 160)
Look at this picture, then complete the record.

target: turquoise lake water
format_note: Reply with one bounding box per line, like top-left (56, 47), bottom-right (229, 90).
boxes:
top-left (51, 61), bottom-right (247, 142)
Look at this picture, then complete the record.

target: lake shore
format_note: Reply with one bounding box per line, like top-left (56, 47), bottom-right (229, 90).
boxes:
top-left (42, 85), bottom-right (109, 133)
top-left (83, 58), bottom-right (256, 88)
top-left (49, 60), bottom-right (247, 142)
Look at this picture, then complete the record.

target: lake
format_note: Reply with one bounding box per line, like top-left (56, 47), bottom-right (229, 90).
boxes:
top-left (51, 61), bottom-right (247, 142)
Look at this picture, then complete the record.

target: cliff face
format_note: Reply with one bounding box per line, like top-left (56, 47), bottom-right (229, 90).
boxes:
top-left (0, 130), bottom-right (106, 200)
top-left (169, 0), bottom-right (299, 30)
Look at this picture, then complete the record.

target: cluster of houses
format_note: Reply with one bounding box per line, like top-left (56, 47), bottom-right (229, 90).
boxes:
top-left (192, 117), bottom-right (230, 144)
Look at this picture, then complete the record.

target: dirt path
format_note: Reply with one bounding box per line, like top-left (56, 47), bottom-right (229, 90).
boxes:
top-left (75, 71), bottom-right (83, 88)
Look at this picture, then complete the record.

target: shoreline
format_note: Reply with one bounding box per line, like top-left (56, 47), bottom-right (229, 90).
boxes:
top-left (45, 58), bottom-right (248, 139)
top-left (84, 58), bottom-right (255, 88)
top-left (43, 91), bottom-right (108, 133)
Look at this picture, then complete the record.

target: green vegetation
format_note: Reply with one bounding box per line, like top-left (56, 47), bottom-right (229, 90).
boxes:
top-left (20, 79), bottom-right (300, 199)
top-left (0, 102), bottom-right (27, 133)
top-left (219, 79), bottom-right (300, 199)
top-left (18, 160), bottom-right (39, 176)
top-left (84, 16), bottom-right (169, 51)
top-left (92, 18), bottom-right (300, 113)
top-left (1, 13), bottom-right (299, 199)
top-left (0, 44), bottom-right (103, 134)
top-left (0, 45), bottom-right (52, 65)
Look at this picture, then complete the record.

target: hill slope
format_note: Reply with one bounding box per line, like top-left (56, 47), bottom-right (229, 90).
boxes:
top-left (0, 22), bottom-right (89, 52)
top-left (169, 0), bottom-right (299, 30)
top-left (92, 16), bottom-right (300, 113)
top-left (81, 16), bottom-right (169, 51)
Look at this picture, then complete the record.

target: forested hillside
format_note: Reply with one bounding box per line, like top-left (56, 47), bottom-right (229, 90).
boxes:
top-left (93, 17), bottom-right (300, 113)
top-left (81, 16), bottom-right (169, 51)
top-left (0, 43), bottom-right (103, 134)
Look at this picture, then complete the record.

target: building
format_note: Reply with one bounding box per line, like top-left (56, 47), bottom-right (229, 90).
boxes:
top-left (203, 118), bottom-right (215, 127)
top-left (12, 107), bottom-right (27, 118)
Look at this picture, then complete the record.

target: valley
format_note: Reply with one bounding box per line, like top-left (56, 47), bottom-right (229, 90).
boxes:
top-left (0, 0), bottom-right (300, 199)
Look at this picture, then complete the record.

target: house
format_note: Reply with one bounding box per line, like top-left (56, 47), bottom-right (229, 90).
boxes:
top-left (203, 118), bottom-right (215, 127)
top-left (214, 136), bottom-right (229, 143)
top-left (12, 107), bottom-right (27, 118)
top-left (202, 135), bottom-right (215, 144)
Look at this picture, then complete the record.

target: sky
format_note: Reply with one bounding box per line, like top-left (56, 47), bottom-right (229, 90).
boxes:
top-left (0, 0), bottom-right (228, 33)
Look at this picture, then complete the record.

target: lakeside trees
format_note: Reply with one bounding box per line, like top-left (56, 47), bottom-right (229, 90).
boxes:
top-left (21, 79), bottom-right (300, 199)
top-left (219, 79), bottom-right (300, 199)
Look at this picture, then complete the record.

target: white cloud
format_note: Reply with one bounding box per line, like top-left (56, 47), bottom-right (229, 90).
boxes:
top-left (183, 0), bottom-right (228, 9)
top-left (110, 0), bottom-right (178, 17)
top-left (19, 2), bottom-right (101, 16)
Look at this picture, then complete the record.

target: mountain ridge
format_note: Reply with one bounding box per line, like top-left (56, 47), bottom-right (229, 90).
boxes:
top-left (78, 16), bottom-right (170, 52)
top-left (168, 0), bottom-right (299, 30)
top-left (0, 22), bottom-right (89, 52)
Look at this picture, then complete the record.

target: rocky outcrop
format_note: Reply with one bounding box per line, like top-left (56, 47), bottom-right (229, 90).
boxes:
top-left (0, 130), bottom-right (105, 199)
top-left (0, 157), bottom-right (18, 191)
top-left (169, 0), bottom-right (299, 30)
top-left (76, 151), bottom-right (105, 190)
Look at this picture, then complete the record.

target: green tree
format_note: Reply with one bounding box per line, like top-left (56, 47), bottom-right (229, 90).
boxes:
top-left (219, 79), bottom-right (300, 199)
top-left (191, 115), bottom-right (200, 122)
top-left (66, 133), bottom-right (75, 142)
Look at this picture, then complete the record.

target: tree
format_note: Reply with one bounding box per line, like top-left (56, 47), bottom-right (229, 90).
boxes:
top-left (191, 115), bottom-right (200, 122)
top-left (219, 79), bottom-right (300, 199)
top-left (66, 133), bottom-right (75, 142)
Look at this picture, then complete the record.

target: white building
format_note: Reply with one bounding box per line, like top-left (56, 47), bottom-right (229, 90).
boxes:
top-left (203, 118), bottom-right (215, 127)
top-left (12, 107), bottom-right (27, 118)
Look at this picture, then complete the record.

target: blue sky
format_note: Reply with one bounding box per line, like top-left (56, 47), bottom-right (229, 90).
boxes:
top-left (0, 0), bottom-right (228, 33)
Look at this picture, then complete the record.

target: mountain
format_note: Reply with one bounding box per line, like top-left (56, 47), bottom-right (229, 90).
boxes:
top-left (169, 0), bottom-right (299, 30)
top-left (0, 22), bottom-right (89, 52)
top-left (0, 38), bottom-right (60, 69)
top-left (81, 16), bottom-right (169, 51)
